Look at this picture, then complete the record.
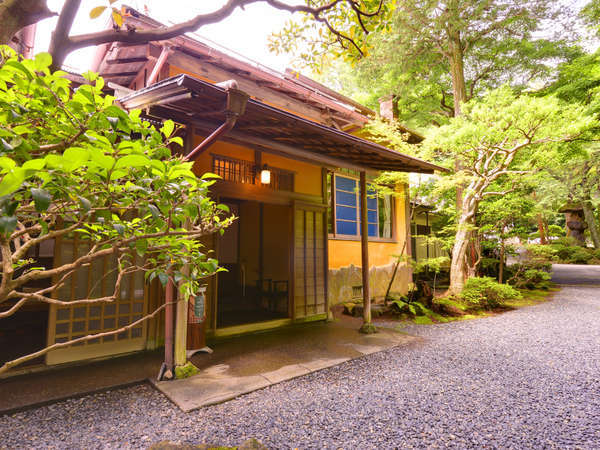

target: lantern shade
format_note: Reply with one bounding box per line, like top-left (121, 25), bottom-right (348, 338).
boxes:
top-left (260, 167), bottom-right (271, 184)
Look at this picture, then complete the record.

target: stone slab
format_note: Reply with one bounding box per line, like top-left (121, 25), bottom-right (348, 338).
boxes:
top-left (150, 318), bottom-right (418, 412)
top-left (261, 364), bottom-right (310, 384)
top-left (300, 357), bottom-right (350, 372)
top-left (152, 373), bottom-right (271, 412)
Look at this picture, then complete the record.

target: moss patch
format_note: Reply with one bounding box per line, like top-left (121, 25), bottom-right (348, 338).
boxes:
top-left (413, 316), bottom-right (434, 325)
top-left (379, 287), bottom-right (555, 327)
top-left (174, 362), bottom-right (199, 380)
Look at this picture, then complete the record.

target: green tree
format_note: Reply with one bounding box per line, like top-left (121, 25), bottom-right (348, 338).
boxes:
top-left (540, 49), bottom-right (600, 248)
top-left (274, 0), bottom-right (578, 120)
top-left (423, 86), bottom-right (593, 294)
top-left (0, 47), bottom-right (234, 373)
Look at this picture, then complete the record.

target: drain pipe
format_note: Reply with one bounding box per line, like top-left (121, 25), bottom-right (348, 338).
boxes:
top-left (158, 81), bottom-right (247, 381)
top-left (185, 80), bottom-right (248, 162)
top-left (157, 272), bottom-right (176, 381)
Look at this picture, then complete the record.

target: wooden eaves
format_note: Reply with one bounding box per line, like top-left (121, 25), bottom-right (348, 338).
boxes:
top-left (119, 74), bottom-right (446, 175)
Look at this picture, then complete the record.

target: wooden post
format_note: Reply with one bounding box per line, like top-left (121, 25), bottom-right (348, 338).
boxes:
top-left (162, 277), bottom-right (175, 379)
top-left (174, 224), bottom-right (191, 369)
top-left (359, 171), bottom-right (375, 333)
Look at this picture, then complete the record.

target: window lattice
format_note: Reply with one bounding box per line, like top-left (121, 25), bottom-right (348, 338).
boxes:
top-left (212, 155), bottom-right (294, 191)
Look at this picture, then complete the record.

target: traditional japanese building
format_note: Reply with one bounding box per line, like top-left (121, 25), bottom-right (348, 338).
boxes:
top-left (1, 7), bottom-right (444, 371)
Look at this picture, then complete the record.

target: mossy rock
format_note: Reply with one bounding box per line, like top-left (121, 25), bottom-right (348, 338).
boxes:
top-left (409, 302), bottom-right (426, 316)
top-left (371, 303), bottom-right (389, 317)
top-left (433, 298), bottom-right (468, 316)
top-left (342, 302), bottom-right (356, 316)
top-left (390, 300), bottom-right (410, 314)
top-left (413, 316), bottom-right (433, 325)
top-left (359, 322), bottom-right (378, 334)
top-left (175, 362), bottom-right (199, 380)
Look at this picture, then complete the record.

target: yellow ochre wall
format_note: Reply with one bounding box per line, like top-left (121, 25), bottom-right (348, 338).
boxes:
top-left (190, 136), bottom-right (323, 198)
top-left (327, 185), bottom-right (412, 305)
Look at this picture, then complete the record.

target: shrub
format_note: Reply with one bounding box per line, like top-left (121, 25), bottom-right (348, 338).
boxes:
top-left (568, 247), bottom-right (593, 264)
top-left (512, 269), bottom-right (552, 289)
top-left (461, 277), bottom-right (522, 309)
top-left (525, 244), bottom-right (557, 262)
top-left (507, 261), bottom-right (552, 289)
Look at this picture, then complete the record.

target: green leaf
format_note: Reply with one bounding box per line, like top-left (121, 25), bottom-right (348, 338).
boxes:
top-left (114, 154), bottom-right (150, 169)
top-left (113, 223), bottom-right (125, 235)
top-left (158, 272), bottom-right (169, 287)
top-left (216, 204), bottom-right (230, 213)
top-left (34, 53), bottom-right (52, 71)
top-left (0, 170), bottom-right (25, 196)
top-left (161, 120), bottom-right (175, 138)
top-left (200, 172), bottom-right (221, 180)
top-left (135, 239), bottom-right (148, 257)
top-left (169, 136), bottom-right (184, 147)
top-left (63, 147), bottom-right (90, 170)
top-left (31, 188), bottom-right (51, 212)
top-left (148, 204), bottom-right (160, 219)
top-left (4, 60), bottom-right (33, 80)
top-left (12, 125), bottom-right (31, 135)
top-left (78, 196), bottom-right (92, 212)
top-left (0, 216), bottom-right (17, 235)
top-left (0, 157), bottom-right (16, 171)
top-left (23, 159), bottom-right (46, 171)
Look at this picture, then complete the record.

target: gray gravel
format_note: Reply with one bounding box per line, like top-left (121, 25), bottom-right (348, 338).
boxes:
top-left (1, 284), bottom-right (599, 449)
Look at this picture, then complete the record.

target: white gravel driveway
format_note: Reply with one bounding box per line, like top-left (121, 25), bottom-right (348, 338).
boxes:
top-left (1, 274), bottom-right (599, 449)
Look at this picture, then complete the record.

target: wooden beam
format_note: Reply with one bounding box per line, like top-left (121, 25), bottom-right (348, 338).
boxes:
top-left (189, 121), bottom-right (380, 174)
top-left (359, 171), bottom-right (374, 333)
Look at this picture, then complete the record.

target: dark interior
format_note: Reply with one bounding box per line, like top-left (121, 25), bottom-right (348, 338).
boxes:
top-left (216, 200), bottom-right (291, 328)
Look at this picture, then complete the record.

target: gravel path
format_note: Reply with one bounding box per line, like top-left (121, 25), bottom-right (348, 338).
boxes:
top-left (2, 284), bottom-right (599, 449)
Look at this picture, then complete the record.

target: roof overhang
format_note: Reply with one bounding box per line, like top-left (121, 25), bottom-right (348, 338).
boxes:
top-left (119, 74), bottom-right (447, 174)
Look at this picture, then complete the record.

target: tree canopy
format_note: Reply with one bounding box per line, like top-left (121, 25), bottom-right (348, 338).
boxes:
top-left (0, 47), bottom-right (234, 372)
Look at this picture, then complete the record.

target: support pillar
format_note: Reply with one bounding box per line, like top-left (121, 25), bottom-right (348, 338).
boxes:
top-left (359, 171), bottom-right (375, 334)
top-left (174, 272), bottom-right (188, 369)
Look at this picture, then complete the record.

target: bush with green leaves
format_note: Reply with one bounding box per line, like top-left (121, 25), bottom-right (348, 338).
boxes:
top-left (512, 269), bottom-right (552, 289)
top-left (0, 47), bottom-right (232, 373)
top-left (460, 277), bottom-right (522, 310)
top-left (526, 244), bottom-right (558, 262)
top-left (507, 260), bottom-right (553, 289)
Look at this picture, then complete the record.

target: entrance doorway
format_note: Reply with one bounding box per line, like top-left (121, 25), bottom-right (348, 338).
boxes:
top-left (217, 200), bottom-right (291, 328)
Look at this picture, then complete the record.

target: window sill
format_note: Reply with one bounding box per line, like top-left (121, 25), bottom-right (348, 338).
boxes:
top-left (328, 234), bottom-right (397, 243)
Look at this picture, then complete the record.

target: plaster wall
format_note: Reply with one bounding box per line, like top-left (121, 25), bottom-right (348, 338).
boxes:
top-left (328, 185), bottom-right (412, 304)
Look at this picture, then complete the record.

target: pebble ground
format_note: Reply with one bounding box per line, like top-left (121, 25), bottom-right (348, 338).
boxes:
top-left (1, 284), bottom-right (599, 449)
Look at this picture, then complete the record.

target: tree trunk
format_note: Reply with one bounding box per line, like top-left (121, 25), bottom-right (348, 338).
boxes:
top-left (447, 28), bottom-right (468, 215)
top-left (537, 214), bottom-right (547, 244)
top-left (448, 215), bottom-right (473, 295)
top-left (448, 29), bottom-right (468, 116)
top-left (582, 200), bottom-right (600, 249)
top-left (0, 0), bottom-right (54, 46)
top-left (499, 239), bottom-right (505, 284)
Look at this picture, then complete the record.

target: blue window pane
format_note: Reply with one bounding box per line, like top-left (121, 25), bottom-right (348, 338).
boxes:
top-left (367, 210), bottom-right (377, 223)
top-left (367, 196), bottom-right (377, 210)
top-left (368, 223), bottom-right (378, 237)
top-left (336, 205), bottom-right (357, 221)
top-left (337, 220), bottom-right (357, 235)
top-left (336, 190), bottom-right (357, 207)
top-left (335, 176), bottom-right (357, 192)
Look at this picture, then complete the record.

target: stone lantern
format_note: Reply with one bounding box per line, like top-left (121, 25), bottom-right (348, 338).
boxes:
top-left (558, 202), bottom-right (587, 245)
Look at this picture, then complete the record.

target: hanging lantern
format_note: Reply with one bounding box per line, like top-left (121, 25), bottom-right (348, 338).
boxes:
top-left (260, 165), bottom-right (271, 184)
